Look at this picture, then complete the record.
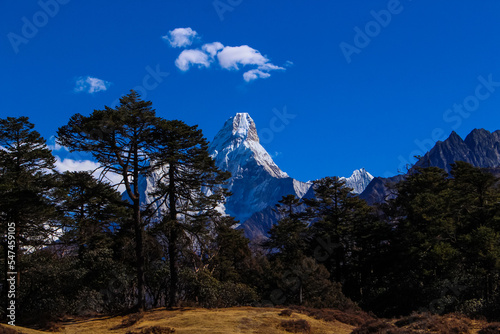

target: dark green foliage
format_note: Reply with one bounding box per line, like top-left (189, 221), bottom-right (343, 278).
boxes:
top-left (180, 268), bottom-right (257, 308)
top-left (0, 116), bottom-right (58, 321)
top-left (146, 118), bottom-right (230, 308)
top-left (265, 195), bottom-right (310, 264)
top-left (57, 90), bottom-right (161, 311)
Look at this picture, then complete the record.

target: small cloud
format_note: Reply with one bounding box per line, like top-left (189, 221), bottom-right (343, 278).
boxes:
top-left (243, 69), bottom-right (271, 82)
top-left (74, 76), bottom-right (111, 94)
top-left (175, 49), bottom-right (211, 71)
top-left (284, 60), bottom-right (294, 67)
top-left (217, 45), bottom-right (269, 70)
top-left (163, 27), bottom-right (198, 48)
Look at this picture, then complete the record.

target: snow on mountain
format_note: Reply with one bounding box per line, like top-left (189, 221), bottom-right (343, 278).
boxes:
top-left (208, 113), bottom-right (308, 223)
top-left (209, 113), bottom-right (288, 180)
top-left (340, 168), bottom-right (374, 194)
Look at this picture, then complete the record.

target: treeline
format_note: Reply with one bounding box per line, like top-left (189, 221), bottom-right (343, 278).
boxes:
top-left (0, 92), bottom-right (499, 325)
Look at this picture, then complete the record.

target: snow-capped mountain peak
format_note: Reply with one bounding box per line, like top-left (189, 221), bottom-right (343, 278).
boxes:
top-left (340, 168), bottom-right (374, 194)
top-left (209, 113), bottom-right (288, 180)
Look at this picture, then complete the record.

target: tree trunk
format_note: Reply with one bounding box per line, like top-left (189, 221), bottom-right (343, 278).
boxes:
top-left (134, 199), bottom-right (145, 311)
top-left (167, 164), bottom-right (179, 308)
top-left (168, 226), bottom-right (179, 308)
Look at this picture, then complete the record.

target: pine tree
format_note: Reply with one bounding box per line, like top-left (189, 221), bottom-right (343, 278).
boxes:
top-left (265, 195), bottom-right (309, 264)
top-left (304, 177), bottom-right (370, 284)
top-left (54, 171), bottom-right (129, 256)
top-left (0, 116), bottom-right (58, 318)
top-left (57, 91), bottom-right (158, 311)
top-left (149, 119), bottom-right (230, 308)
top-left (384, 166), bottom-right (458, 315)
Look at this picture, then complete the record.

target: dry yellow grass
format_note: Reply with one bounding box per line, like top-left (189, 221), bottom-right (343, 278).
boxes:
top-left (1, 307), bottom-right (354, 334)
top-left (2, 308), bottom-right (494, 334)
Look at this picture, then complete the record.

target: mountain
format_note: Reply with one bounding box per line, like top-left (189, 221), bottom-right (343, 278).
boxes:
top-left (414, 129), bottom-right (500, 172)
top-left (340, 168), bottom-right (374, 194)
top-left (209, 113), bottom-right (373, 239)
top-left (360, 128), bottom-right (500, 204)
top-left (208, 113), bottom-right (311, 224)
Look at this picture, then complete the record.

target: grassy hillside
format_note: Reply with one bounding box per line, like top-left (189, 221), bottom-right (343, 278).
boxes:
top-left (1, 307), bottom-right (499, 334)
top-left (1, 307), bottom-right (354, 334)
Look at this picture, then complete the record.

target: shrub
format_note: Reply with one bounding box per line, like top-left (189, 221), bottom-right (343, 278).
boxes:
top-left (395, 313), bottom-right (470, 334)
top-left (125, 326), bottom-right (175, 334)
top-left (289, 305), bottom-right (373, 326)
top-left (479, 323), bottom-right (500, 334)
top-left (280, 319), bottom-right (311, 333)
top-left (279, 309), bottom-right (293, 317)
top-left (111, 312), bottom-right (144, 330)
top-left (394, 313), bottom-right (427, 327)
top-left (351, 319), bottom-right (411, 334)
top-left (180, 268), bottom-right (257, 308)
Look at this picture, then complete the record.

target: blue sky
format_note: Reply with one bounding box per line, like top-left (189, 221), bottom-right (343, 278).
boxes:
top-left (3, 0), bottom-right (500, 182)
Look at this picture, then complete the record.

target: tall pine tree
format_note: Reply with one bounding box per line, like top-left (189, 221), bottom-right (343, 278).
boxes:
top-left (57, 91), bottom-right (158, 311)
top-left (0, 116), bottom-right (58, 319)
top-left (149, 119), bottom-right (230, 308)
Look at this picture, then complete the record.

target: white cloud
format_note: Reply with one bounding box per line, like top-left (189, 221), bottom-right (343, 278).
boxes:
top-left (217, 46), bottom-right (285, 81)
top-left (243, 69), bottom-right (271, 82)
top-left (202, 42), bottom-right (224, 58)
top-left (175, 49), bottom-right (211, 71)
top-left (217, 45), bottom-right (269, 70)
top-left (74, 76), bottom-right (111, 94)
top-left (166, 28), bottom-right (287, 81)
top-left (163, 27), bottom-right (198, 48)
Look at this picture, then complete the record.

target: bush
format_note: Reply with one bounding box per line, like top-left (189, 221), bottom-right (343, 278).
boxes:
top-left (180, 269), bottom-right (257, 308)
top-left (351, 319), bottom-right (411, 334)
top-left (280, 319), bottom-right (311, 333)
top-left (289, 305), bottom-right (373, 326)
top-left (126, 326), bottom-right (175, 334)
top-left (111, 312), bottom-right (144, 330)
top-left (279, 309), bottom-right (293, 317)
top-left (479, 323), bottom-right (500, 334)
top-left (394, 313), bottom-right (470, 334)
